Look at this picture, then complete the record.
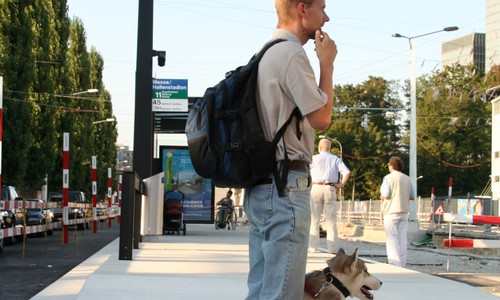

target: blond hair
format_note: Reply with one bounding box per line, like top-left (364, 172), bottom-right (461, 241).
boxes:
top-left (275, 0), bottom-right (314, 26)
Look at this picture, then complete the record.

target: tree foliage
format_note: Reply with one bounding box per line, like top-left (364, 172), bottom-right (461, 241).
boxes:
top-left (321, 76), bottom-right (405, 200)
top-left (0, 1), bottom-right (117, 199)
top-left (416, 63), bottom-right (491, 196)
top-left (319, 64), bottom-right (492, 200)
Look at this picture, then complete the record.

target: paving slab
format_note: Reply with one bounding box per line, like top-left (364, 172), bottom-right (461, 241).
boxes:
top-left (31, 224), bottom-right (499, 300)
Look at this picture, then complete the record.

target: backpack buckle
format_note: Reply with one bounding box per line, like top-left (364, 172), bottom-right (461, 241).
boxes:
top-left (229, 143), bottom-right (242, 151)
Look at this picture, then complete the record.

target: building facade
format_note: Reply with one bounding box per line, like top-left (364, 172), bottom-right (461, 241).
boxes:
top-left (493, 97), bottom-right (500, 203)
top-left (117, 145), bottom-right (133, 171)
top-left (486, 0), bottom-right (500, 71)
top-left (442, 33), bottom-right (485, 73)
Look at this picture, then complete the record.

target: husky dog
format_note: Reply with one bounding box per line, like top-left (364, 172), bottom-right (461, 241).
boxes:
top-left (304, 248), bottom-right (382, 300)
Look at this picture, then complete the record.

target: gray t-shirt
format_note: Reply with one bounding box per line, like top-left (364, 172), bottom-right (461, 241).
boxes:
top-left (257, 29), bottom-right (328, 163)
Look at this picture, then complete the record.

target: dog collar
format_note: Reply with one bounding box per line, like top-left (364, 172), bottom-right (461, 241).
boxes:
top-left (323, 267), bottom-right (351, 298)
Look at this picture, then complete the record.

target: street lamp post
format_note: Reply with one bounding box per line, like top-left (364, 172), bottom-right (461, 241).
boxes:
top-left (392, 26), bottom-right (458, 220)
top-left (72, 88), bottom-right (99, 96)
top-left (92, 118), bottom-right (115, 125)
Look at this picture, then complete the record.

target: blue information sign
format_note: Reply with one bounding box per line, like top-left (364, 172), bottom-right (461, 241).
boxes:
top-left (152, 78), bottom-right (188, 112)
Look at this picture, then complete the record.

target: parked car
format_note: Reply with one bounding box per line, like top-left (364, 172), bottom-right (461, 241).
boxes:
top-left (1, 209), bottom-right (16, 228)
top-left (2, 186), bottom-right (22, 222)
top-left (1, 185), bottom-right (22, 202)
top-left (7, 199), bottom-right (51, 235)
top-left (1, 185), bottom-right (22, 244)
top-left (27, 199), bottom-right (54, 235)
top-left (0, 228), bottom-right (3, 253)
top-left (0, 209), bottom-right (17, 245)
top-left (49, 191), bottom-right (90, 229)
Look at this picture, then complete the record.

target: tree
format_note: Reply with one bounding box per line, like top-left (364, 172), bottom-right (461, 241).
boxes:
top-left (0, 1), bottom-right (37, 191)
top-left (25, 0), bottom-right (70, 195)
top-left (321, 76), bottom-right (405, 200)
top-left (89, 48), bottom-right (117, 199)
top-left (416, 63), bottom-right (491, 196)
top-left (0, 2), bottom-right (116, 199)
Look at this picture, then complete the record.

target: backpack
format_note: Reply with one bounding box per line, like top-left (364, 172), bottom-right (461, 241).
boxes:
top-left (185, 39), bottom-right (302, 192)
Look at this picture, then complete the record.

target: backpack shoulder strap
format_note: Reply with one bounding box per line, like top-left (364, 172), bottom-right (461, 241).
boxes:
top-left (253, 38), bottom-right (286, 62)
top-left (272, 107), bottom-right (303, 145)
top-left (272, 107), bottom-right (303, 197)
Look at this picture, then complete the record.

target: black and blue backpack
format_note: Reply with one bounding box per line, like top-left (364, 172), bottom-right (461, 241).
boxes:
top-left (185, 39), bottom-right (302, 193)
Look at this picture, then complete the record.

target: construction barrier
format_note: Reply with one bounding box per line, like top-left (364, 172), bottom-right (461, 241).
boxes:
top-left (443, 213), bottom-right (500, 225)
top-left (1, 200), bottom-right (60, 238)
top-left (443, 212), bottom-right (500, 249)
top-left (1, 200), bottom-right (119, 240)
top-left (444, 238), bottom-right (500, 248)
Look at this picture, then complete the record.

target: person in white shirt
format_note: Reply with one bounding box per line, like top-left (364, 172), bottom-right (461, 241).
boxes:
top-left (309, 138), bottom-right (350, 253)
top-left (380, 156), bottom-right (415, 267)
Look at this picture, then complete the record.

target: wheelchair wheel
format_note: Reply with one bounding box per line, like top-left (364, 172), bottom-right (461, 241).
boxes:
top-left (230, 211), bottom-right (237, 230)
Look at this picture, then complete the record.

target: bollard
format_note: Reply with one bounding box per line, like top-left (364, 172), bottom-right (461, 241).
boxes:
top-left (119, 171), bottom-right (142, 260)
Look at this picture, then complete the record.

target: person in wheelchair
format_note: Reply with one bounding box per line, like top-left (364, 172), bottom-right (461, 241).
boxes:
top-left (217, 190), bottom-right (235, 212)
top-left (216, 190), bottom-right (235, 229)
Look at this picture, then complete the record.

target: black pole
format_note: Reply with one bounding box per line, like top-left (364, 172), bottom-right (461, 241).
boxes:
top-left (133, 0), bottom-right (154, 180)
top-left (119, 172), bottom-right (138, 260)
top-left (133, 183), bottom-right (143, 249)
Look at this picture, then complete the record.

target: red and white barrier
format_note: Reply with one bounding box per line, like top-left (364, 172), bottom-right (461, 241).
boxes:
top-left (0, 201), bottom-right (61, 210)
top-left (443, 213), bottom-right (500, 225)
top-left (92, 156), bottom-right (97, 233)
top-left (118, 175), bottom-right (122, 223)
top-left (0, 77), bottom-right (3, 197)
top-left (443, 212), bottom-right (500, 249)
top-left (444, 239), bottom-right (500, 248)
top-left (1, 222), bottom-right (61, 239)
top-left (62, 132), bottom-right (69, 244)
top-left (107, 167), bottom-right (112, 227)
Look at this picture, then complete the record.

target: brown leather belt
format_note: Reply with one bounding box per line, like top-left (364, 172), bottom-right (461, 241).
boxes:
top-left (252, 161), bottom-right (309, 187)
top-left (313, 182), bottom-right (336, 186)
top-left (287, 160), bottom-right (309, 171)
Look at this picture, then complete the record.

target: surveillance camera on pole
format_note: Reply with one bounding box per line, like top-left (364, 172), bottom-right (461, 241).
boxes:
top-left (153, 50), bottom-right (166, 67)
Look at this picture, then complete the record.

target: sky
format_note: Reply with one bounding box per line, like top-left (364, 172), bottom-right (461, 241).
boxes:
top-left (66, 0), bottom-right (486, 149)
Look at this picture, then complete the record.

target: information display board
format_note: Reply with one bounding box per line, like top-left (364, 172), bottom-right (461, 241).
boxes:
top-left (160, 146), bottom-right (214, 223)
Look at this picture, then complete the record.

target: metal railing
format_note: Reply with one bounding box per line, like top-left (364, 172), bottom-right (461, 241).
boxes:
top-left (336, 197), bottom-right (500, 225)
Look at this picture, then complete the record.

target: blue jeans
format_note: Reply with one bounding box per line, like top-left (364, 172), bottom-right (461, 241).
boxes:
top-left (243, 171), bottom-right (311, 300)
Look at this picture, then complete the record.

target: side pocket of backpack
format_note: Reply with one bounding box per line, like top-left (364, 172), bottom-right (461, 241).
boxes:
top-left (185, 96), bottom-right (215, 178)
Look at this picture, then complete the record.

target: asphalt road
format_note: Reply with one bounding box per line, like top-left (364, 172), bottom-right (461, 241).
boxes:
top-left (0, 224), bottom-right (120, 300)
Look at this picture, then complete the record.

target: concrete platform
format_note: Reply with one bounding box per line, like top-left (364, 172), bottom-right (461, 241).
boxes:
top-left (31, 224), bottom-right (499, 300)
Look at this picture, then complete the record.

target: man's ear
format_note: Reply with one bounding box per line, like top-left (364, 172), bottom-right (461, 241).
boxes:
top-left (297, 2), bottom-right (306, 16)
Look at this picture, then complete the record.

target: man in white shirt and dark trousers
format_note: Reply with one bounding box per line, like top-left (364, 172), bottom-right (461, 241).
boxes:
top-left (309, 138), bottom-right (350, 253)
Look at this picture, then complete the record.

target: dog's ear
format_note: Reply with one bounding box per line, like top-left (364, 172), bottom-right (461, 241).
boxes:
top-left (337, 248), bottom-right (345, 256)
top-left (346, 248), bottom-right (360, 272)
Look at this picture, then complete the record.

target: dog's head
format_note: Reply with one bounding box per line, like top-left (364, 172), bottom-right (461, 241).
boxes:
top-left (327, 248), bottom-right (382, 300)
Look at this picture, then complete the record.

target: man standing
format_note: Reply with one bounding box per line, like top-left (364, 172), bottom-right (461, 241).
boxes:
top-left (309, 138), bottom-right (350, 253)
top-left (380, 156), bottom-right (415, 267)
top-left (243, 0), bottom-right (337, 299)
